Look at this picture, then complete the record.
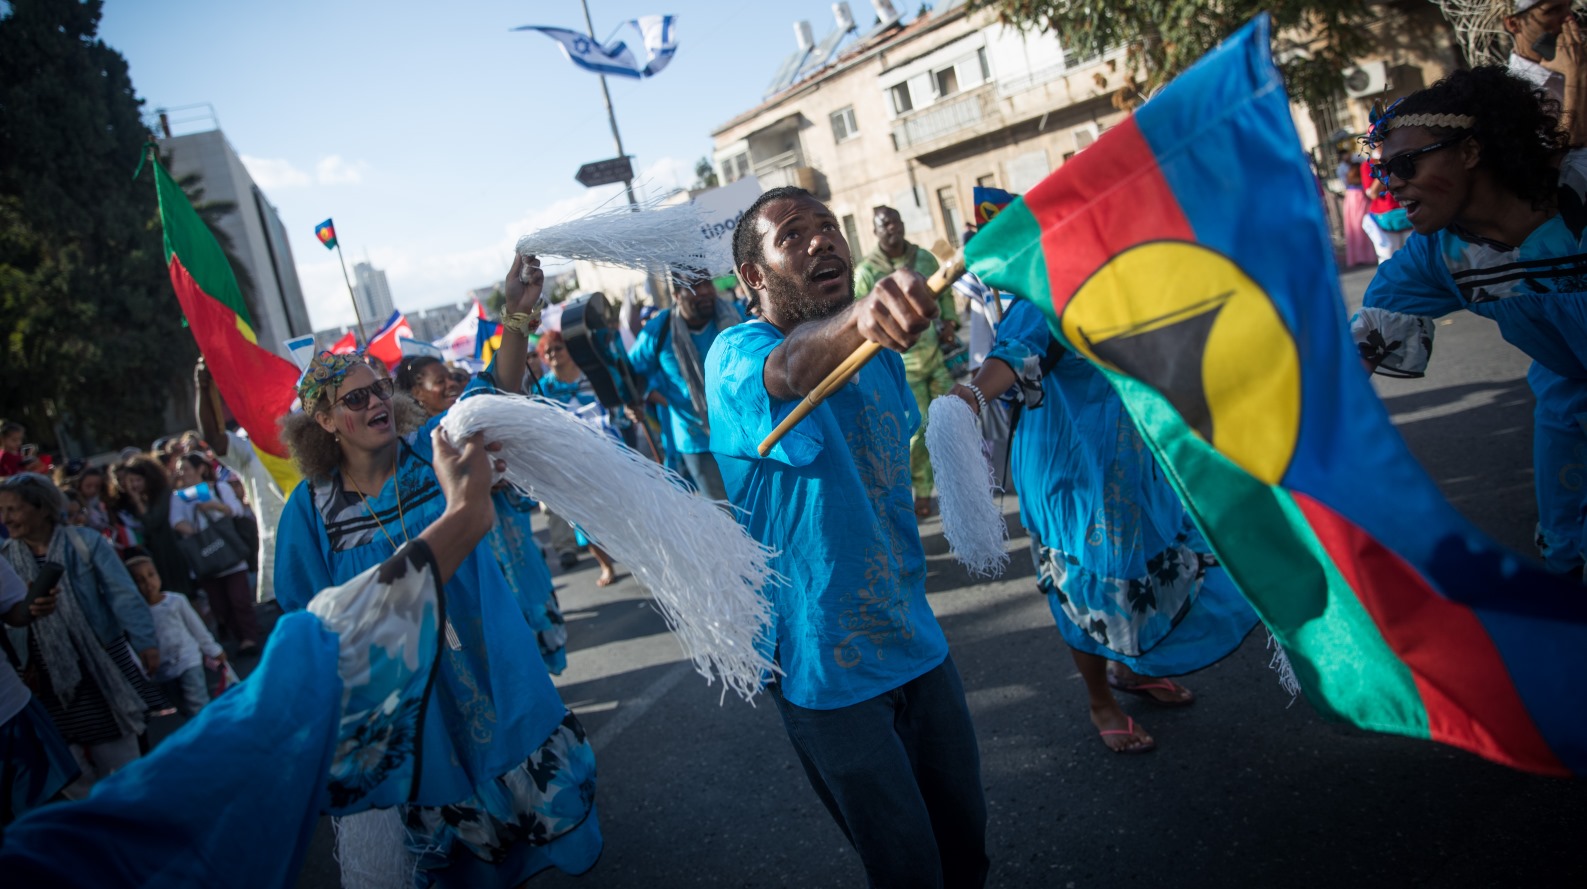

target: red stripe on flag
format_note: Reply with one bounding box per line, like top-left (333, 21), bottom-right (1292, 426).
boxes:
top-left (1292, 493), bottom-right (1567, 775)
top-left (1025, 117), bottom-right (1196, 315)
top-left (169, 256), bottom-right (300, 458)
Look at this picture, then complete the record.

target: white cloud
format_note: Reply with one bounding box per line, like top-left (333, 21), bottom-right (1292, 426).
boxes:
top-left (316, 155), bottom-right (370, 185)
top-left (240, 155), bottom-right (310, 189)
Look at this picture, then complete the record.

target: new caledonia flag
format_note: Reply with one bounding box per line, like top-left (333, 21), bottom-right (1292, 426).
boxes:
top-left (147, 153), bottom-right (302, 494)
top-left (965, 16), bottom-right (1587, 775)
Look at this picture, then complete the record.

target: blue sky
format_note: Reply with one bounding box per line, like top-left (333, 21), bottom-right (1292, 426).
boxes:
top-left (99, 1), bottom-right (932, 330)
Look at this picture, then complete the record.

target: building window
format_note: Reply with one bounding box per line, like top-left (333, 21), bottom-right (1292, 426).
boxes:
top-left (977, 47), bottom-right (991, 82)
top-left (938, 186), bottom-right (964, 245)
top-left (890, 82), bottom-right (913, 114)
top-left (934, 66), bottom-right (959, 98)
top-left (831, 106), bottom-right (859, 143)
top-left (842, 213), bottom-right (861, 254)
top-left (721, 152), bottom-right (750, 183)
top-left (976, 173), bottom-right (997, 188)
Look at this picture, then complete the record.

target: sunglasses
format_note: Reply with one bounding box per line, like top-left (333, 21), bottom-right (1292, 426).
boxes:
top-left (334, 378), bottom-right (395, 411)
top-left (1371, 134), bottom-right (1468, 184)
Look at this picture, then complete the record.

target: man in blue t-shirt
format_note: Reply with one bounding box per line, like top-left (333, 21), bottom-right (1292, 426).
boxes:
top-left (628, 269), bottom-right (743, 499)
top-left (705, 186), bottom-right (989, 887)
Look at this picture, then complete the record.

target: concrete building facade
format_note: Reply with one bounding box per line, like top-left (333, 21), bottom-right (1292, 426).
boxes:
top-left (352, 261), bottom-right (395, 327)
top-left (711, 1), bottom-right (1134, 261)
top-left (158, 128), bottom-right (313, 360)
top-left (711, 1), bottom-right (1462, 260)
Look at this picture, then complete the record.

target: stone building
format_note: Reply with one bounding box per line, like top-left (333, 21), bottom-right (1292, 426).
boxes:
top-left (711, 0), bottom-right (1135, 259)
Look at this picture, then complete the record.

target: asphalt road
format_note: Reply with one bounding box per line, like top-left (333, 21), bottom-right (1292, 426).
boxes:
top-left (276, 265), bottom-right (1582, 888)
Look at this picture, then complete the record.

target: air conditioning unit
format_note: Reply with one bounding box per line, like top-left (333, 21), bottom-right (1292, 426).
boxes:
top-left (1342, 61), bottom-right (1390, 99)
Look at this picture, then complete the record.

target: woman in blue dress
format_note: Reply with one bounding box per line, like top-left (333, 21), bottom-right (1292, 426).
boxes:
top-left (954, 299), bottom-right (1257, 753)
top-left (1352, 66), bottom-right (1587, 578)
top-left (394, 353), bottom-right (568, 674)
top-left (2, 427), bottom-right (600, 889)
top-left (275, 256), bottom-right (599, 886)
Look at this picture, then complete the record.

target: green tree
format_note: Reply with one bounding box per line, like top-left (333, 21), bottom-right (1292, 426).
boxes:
top-left (693, 156), bottom-right (720, 190)
top-left (0, 0), bottom-right (197, 454)
top-left (974, 0), bottom-right (1376, 111)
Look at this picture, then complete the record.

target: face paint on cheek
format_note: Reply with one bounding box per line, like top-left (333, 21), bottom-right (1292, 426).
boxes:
top-left (342, 412), bottom-right (354, 436)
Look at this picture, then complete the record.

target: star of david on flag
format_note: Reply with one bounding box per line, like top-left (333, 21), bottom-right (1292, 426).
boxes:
top-left (513, 15), bottom-right (679, 79)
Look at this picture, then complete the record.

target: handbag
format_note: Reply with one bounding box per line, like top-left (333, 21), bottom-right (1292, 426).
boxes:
top-left (176, 507), bottom-right (250, 581)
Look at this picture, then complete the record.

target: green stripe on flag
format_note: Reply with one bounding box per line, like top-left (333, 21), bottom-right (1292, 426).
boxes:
top-left (1105, 371), bottom-right (1431, 738)
top-left (151, 158), bottom-right (254, 328)
top-left (965, 198), bottom-right (1049, 306)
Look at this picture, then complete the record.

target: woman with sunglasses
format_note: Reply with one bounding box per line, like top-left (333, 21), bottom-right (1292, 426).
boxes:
top-left (275, 255), bottom-right (602, 888)
top-left (394, 353), bottom-right (569, 675)
top-left (1353, 66), bottom-right (1587, 577)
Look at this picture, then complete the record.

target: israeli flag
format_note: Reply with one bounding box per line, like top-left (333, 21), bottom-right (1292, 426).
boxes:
top-left (284, 334), bottom-right (318, 371)
top-left (512, 24), bottom-right (644, 79)
top-left (632, 15), bottom-right (679, 77)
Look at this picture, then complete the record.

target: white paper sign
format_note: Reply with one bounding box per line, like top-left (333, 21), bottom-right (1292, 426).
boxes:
top-left (692, 176), bottom-right (764, 276)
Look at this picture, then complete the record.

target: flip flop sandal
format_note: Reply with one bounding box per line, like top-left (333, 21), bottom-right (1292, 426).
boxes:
top-left (1107, 677), bottom-right (1197, 707)
top-left (1099, 716), bottom-right (1156, 754)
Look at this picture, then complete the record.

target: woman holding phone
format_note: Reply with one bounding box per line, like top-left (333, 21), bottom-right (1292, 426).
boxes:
top-left (0, 473), bottom-right (161, 794)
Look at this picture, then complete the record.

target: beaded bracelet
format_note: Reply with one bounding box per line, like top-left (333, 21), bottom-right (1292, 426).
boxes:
top-left (962, 382), bottom-right (988, 415)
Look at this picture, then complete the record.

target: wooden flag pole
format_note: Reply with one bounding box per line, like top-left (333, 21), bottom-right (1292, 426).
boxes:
top-left (757, 252), bottom-right (966, 457)
top-left (333, 241), bottom-right (369, 344)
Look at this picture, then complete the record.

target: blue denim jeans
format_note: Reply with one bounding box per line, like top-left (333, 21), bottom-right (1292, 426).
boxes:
top-left (770, 655), bottom-right (989, 889)
top-left (158, 666), bottom-right (211, 717)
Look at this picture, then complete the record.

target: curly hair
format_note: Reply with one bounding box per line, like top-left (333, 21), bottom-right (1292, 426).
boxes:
top-left (279, 392), bottom-right (429, 483)
top-left (393, 355), bottom-right (443, 395)
top-left (1382, 66), bottom-right (1570, 209)
top-left (110, 456), bottom-right (171, 515)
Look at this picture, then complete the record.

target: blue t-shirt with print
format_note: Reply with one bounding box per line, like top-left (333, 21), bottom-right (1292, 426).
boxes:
top-left (628, 307), bottom-right (743, 454)
top-left (705, 320), bottom-right (947, 710)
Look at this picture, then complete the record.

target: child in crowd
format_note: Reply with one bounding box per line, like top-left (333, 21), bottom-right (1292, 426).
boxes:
top-left (121, 548), bottom-right (223, 716)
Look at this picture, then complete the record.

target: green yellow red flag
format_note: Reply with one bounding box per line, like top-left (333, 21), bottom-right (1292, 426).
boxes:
top-left (147, 152), bottom-right (301, 493)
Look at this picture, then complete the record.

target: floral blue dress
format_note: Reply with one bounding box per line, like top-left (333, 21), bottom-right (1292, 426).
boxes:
top-left (1, 540), bottom-right (599, 888)
top-left (990, 299), bottom-right (1258, 675)
top-left (275, 408), bottom-right (599, 886)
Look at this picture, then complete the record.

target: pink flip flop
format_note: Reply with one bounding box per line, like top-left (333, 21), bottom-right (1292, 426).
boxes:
top-left (1098, 716), bottom-right (1156, 754)
top-left (1107, 677), bottom-right (1196, 707)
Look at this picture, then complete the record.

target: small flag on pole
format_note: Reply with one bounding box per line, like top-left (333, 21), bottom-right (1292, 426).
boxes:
top-left (315, 219), bottom-right (338, 250)
top-left (972, 186), bottom-right (1016, 227)
top-left (366, 310), bottom-right (414, 368)
top-left (513, 15), bottom-right (679, 79)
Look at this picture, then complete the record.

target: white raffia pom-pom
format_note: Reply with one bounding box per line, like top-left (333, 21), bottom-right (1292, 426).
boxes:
top-left (925, 394), bottom-right (1009, 577)
top-left (1266, 630), bottom-right (1301, 707)
top-left (514, 200), bottom-right (711, 275)
top-left (440, 395), bottom-right (780, 703)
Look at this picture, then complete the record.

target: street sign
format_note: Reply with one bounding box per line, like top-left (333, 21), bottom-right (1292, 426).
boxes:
top-left (575, 156), bottom-right (634, 188)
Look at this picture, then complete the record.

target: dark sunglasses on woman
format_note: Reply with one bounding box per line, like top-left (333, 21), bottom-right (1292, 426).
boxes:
top-left (334, 378), bottom-right (395, 411)
top-left (1371, 134), bottom-right (1468, 184)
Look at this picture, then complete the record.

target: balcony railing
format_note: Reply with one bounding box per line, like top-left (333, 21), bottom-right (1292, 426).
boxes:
top-left (891, 88), bottom-right (989, 151)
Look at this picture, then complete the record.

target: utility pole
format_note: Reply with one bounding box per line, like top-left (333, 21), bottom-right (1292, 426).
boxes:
top-left (581, 0), bottom-right (639, 210)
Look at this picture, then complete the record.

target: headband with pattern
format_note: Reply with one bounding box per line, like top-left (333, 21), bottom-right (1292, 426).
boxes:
top-left (296, 350), bottom-right (366, 407)
top-left (1366, 98), bottom-right (1477, 145)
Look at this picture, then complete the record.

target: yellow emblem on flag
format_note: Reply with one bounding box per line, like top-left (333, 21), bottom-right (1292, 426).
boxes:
top-left (1060, 240), bottom-right (1300, 484)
